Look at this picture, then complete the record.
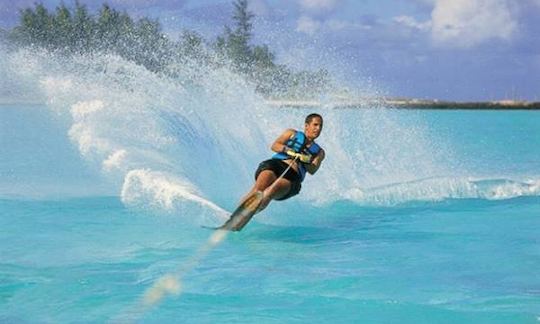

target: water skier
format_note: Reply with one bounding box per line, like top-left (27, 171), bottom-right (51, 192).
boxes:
top-left (215, 113), bottom-right (325, 231)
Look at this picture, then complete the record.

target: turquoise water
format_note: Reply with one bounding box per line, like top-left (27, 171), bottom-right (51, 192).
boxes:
top-left (2, 105), bottom-right (539, 323)
top-left (1, 49), bottom-right (540, 322)
top-left (1, 196), bottom-right (539, 323)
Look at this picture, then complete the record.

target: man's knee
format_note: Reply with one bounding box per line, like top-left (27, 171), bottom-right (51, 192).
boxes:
top-left (256, 171), bottom-right (276, 189)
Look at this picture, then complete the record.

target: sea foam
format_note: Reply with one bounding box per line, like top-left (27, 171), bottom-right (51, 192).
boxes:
top-left (5, 46), bottom-right (534, 213)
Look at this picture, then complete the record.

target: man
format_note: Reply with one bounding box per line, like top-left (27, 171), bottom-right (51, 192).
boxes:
top-left (247, 113), bottom-right (325, 206)
top-left (217, 113), bottom-right (325, 231)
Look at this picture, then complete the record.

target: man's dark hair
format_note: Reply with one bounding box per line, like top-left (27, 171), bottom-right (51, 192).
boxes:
top-left (305, 113), bottom-right (323, 124)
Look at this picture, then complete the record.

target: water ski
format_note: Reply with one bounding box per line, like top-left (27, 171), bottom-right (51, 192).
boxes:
top-left (204, 191), bottom-right (263, 231)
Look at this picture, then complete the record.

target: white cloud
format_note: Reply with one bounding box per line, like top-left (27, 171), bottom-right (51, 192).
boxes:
top-left (296, 15), bottom-right (321, 35)
top-left (393, 15), bottom-right (432, 31)
top-left (295, 16), bottom-right (373, 35)
top-left (298, 0), bottom-right (340, 11)
top-left (297, 0), bottom-right (342, 19)
top-left (326, 19), bottom-right (373, 32)
top-left (430, 0), bottom-right (517, 48)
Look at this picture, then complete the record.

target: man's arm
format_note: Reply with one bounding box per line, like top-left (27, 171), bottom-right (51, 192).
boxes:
top-left (305, 148), bottom-right (325, 175)
top-left (270, 129), bottom-right (295, 153)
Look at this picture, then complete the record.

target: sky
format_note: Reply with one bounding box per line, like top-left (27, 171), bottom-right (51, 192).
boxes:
top-left (1, 0), bottom-right (539, 101)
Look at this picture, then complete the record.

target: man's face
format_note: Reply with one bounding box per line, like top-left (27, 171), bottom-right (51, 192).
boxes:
top-left (304, 117), bottom-right (323, 140)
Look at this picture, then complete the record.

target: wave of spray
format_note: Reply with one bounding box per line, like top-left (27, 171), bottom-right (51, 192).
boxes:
top-left (3, 47), bottom-right (274, 217)
top-left (1, 45), bottom-right (457, 210)
top-left (18, 44), bottom-right (529, 212)
top-left (345, 177), bottom-right (540, 205)
top-left (5, 43), bottom-right (539, 210)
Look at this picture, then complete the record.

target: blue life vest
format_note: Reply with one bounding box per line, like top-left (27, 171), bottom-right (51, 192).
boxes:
top-left (272, 130), bottom-right (322, 181)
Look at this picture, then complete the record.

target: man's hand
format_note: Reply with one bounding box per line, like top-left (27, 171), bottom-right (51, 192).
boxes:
top-left (284, 148), bottom-right (312, 164)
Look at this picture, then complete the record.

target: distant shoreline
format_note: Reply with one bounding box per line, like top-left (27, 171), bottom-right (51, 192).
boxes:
top-left (383, 99), bottom-right (540, 110)
top-left (2, 98), bottom-right (539, 110)
top-left (267, 99), bottom-right (540, 110)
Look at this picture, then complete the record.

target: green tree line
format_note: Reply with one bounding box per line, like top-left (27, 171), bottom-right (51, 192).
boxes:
top-left (6, 0), bottom-right (332, 98)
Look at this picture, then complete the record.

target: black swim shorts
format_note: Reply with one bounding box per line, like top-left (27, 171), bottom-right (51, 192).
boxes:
top-left (255, 159), bottom-right (302, 200)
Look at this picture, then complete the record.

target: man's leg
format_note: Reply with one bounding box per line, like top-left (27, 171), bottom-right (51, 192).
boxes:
top-left (240, 170), bottom-right (291, 212)
top-left (257, 178), bottom-right (291, 212)
top-left (240, 170), bottom-right (276, 204)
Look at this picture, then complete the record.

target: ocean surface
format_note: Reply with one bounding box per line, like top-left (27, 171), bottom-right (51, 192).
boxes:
top-left (1, 48), bottom-right (540, 323)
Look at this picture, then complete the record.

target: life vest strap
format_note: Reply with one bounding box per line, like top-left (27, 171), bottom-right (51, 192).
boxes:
top-left (271, 130), bottom-right (321, 182)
